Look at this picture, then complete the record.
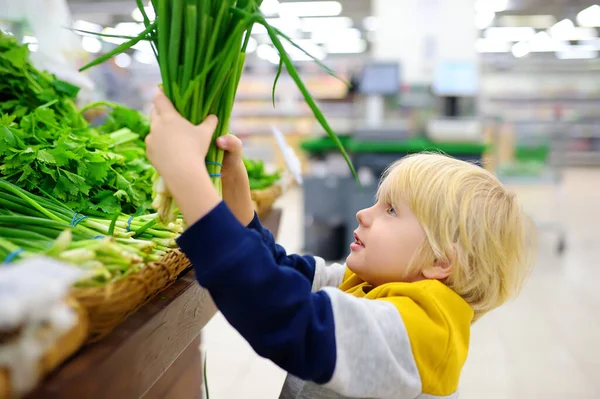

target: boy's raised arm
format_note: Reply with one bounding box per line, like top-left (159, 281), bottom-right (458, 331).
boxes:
top-left (176, 201), bottom-right (423, 398)
top-left (245, 211), bottom-right (347, 291)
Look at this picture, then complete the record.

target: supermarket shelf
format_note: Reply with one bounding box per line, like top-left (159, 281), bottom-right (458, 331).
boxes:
top-left (236, 94), bottom-right (348, 102)
top-left (232, 109), bottom-right (313, 117)
top-left (487, 96), bottom-right (600, 103)
top-left (228, 125), bottom-right (305, 135)
top-left (498, 173), bottom-right (560, 186)
top-left (566, 151), bottom-right (600, 166)
top-left (571, 133), bottom-right (600, 139)
top-left (506, 119), bottom-right (600, 125)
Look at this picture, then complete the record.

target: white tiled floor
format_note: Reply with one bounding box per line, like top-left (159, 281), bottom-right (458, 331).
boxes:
top-left (201, 169), bottom-right (600, 399)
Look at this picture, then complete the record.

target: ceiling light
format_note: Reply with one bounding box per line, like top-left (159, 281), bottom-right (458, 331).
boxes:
top-left (22, 36), bottom-right (37, 44)
top-left (257, 44), bottom-right (280, 65)
top-left (266, 16), bottom-right (301, 33)
top-left (549, 18), bottom-right (596, 40)
top-left (312, 28), bottom-right (360, 43)
top-left (132, 40), bottom-right (154, 53)
top-left (363, 16), bottom-right (379, 32)
top-left (301, 17), bottom-right (353, 32)
top-left (580, 38), bottom-right (600, 50)
top-left (484, 27), bottom-right (536, 41)
top-left (134, 50), bottom-right (156, 65)
top-left (475, 38), bottom-right (511, 53)
top-left (325, 39), bottom-right (367, 54)
top-left (101, 28), bottom-right (128, 45)
top-left (24, 36), bottom-right (39, 52)
top-left (528, 31), bottom-right (560, 52)
top-left (498, 15), bottom-right (556, 29)
top-left (550, 19), bottom-right (574, 35)
top-left (281, 39), bottom-right (326, 61)
top-left (101, 23), bottom-right (145, 45)
top-left (260, 0), bottom-right (280, 17)
top-left (132, 5), bottom-right (156, 22)
top-left (114, 22), bottom-right (145, 35)
top-left (551, 27), bottom-right (597, 41)
top-left (577, 5), bottom-right (600, 28)
top-left (512, 41), bottom-right (531, 58)
top-left (81, 36), bottom-right (102, 54)
top-left (73, 20), bottom-right (103, 37)
top-left (246, 37), bottom-right (258, 54)
top-left (475, 0), bottom-right (508, 13)
top-left (279, 1), bottom-right (342, 17)
top-left (475, 10), bottom-right (496, 30)
top-left (557, 44), bottom-right (598, 59)
top-left (115, 53), bottom-right (132, 68)
top-left (251, 24), bottom-right (268, 35)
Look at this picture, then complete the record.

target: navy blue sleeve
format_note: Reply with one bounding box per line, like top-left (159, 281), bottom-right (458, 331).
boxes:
top-left (246, 212), bottom-right (316, 284)
top-left (177, 202), bottom-right (336, 384)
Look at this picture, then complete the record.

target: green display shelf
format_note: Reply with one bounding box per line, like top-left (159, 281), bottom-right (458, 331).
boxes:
top-left (348, 137), bottom-right (487, 155)
top-left (301, 136), bottom-right (488, 156)
top-left (300, 136), bottom-right (353, 153)
top-left (514, 145), bottom-right (550, 163)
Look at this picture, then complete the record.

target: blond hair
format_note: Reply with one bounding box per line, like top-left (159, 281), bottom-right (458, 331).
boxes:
top-left (377, 153), bottom-right (536, 321)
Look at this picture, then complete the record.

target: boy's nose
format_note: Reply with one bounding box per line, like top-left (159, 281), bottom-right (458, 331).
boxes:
top-left (356, 208), bottom-right (371, 226)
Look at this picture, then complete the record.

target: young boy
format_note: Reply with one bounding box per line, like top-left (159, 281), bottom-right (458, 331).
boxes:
top-left (146, 90), bottom-right (536, 399)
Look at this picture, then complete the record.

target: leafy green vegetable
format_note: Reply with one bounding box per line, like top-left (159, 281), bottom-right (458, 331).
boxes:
top-left (243, 158), bottom-right (281, 190)
top-left (0, 107), bottom-right (154, 214)
top-left (0, 31), bottom-right (85, 127)
top-left (79, 0), bottom-right (357, 223)
top-left (83, 101), bottom-right (151, 139)
top-left (0, 179), bottom-right (184, 285)
top-left (0, 32), bottom-right (157, 215)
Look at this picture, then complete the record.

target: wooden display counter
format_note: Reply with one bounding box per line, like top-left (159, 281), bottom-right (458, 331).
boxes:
top-left (29, 210), bottom-right (283, 399)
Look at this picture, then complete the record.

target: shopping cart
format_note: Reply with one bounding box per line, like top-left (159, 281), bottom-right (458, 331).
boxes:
top-left (487, 117), bottom-right (567, 254)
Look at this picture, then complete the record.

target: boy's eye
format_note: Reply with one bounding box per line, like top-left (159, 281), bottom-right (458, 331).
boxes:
top-left (386, 206), bottom-right (397, 216)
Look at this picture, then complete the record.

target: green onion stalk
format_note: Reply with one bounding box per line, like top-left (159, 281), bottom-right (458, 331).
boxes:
top-left (79, 0), bottom-right (357, 223)
top-left (0, 179), bottom-right (180, 285)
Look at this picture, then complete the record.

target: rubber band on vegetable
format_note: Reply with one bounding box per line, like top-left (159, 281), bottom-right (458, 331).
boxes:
top-left (209, 174), bottom-right (222, 178)
top-left (205, 162), bottom-right (223, 167)
top-left (4, 248), bottom-right (24, 263)
top-left (69, 214), bottom-right (87, 227)
top-left (126, 216), bottom-right (135, 232)
top-left (93, 236), bottom-right (104, 240)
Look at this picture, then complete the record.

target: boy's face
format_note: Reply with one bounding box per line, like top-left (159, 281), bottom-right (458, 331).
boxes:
top-left (346, 198), bottom-right (426, 286)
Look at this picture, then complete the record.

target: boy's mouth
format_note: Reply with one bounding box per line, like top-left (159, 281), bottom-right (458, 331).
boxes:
top-left (353, 233), bottom-right (365, 248)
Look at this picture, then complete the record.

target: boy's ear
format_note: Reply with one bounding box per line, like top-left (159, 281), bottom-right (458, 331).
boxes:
top-left (421, 259), bottom-right (453, 280)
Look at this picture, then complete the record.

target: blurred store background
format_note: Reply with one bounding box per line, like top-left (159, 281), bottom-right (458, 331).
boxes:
top-left (2, 0), bottom-right (600, 398)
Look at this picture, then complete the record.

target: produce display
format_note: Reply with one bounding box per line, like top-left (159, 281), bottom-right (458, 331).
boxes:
top-left (78, 0), bottom-right (355, 222)
top-left (0, 31), bottom-right (184, 287)
top-left (0, 33), bottom-right (84, 126)
top-left (0, 259), bottom-right (89, 399)
top-left (1, 32), bottom-right (154, 215)
top-left (0, 179), bottom-right (182, 286)
top-left (244, 158), bottom-right (281, 191)
top-left (0, 0), bottom-right (354, 388)
top-left (0, 30), bottom-right (285, 289)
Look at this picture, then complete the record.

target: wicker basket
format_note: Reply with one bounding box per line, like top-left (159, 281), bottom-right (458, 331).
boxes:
top-left (0, 297), bottom-right (88, 399)
top-left (251, 184), bottom-right (283, 219)
top-left (71, 249), bottom-right (191, 343)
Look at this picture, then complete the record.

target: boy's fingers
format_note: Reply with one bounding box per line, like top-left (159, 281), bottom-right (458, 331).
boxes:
top-left (199, 115), bottom-right (219, 134)
top-left (150, 107), bottom-right (159, 123)
top-left (152, 89), bottom-right (177, 117)
top-left (217, 134), bottom-right (243, 155)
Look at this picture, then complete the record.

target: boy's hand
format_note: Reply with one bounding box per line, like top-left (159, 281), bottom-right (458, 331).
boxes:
top-left (217, 135), bottom-right (255, 226)
top-left (146, 89), bottom-right (221, 226)
top-left (146, 89), bottom-right (218, 182)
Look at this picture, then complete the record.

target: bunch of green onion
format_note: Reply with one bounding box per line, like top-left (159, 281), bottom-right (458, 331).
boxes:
top-left (78, 0), bottom-right (356, 223)
top-left (0, 179), bottom-right (182, 286)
